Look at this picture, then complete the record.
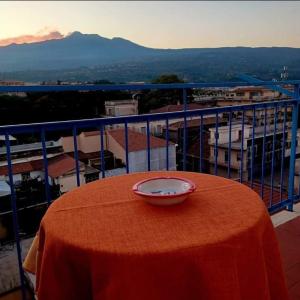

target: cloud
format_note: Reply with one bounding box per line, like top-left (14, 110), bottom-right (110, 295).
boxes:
top-left (0, 31), bottom-right (64, 47)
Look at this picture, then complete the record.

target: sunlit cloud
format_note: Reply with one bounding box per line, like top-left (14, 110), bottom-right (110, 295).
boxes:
top-left (0, 30), bottom-right (64, 47)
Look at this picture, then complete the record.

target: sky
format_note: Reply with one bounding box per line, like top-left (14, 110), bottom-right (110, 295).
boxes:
top-left (1, 1), bottom-right (300, 48)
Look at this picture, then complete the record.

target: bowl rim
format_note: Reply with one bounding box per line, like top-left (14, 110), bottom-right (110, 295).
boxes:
top-left (132, 176), bottom-right (196, 198)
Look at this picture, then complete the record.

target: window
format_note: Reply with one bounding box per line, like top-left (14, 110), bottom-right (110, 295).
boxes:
top-left (21, 172), bottom-right (30, 181)
top-left (224, 150), bottom-right (229, 163)
top-left (156, 125), bottom-right (162, 135)
top-left (85, 173), bottom-right (99, 183)
top-left (236, 92), bottom-right (245, 97)
top-left (141, 126), bottom-right (146, 134)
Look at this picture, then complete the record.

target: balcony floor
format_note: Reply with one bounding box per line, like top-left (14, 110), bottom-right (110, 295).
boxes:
top-left (275, 216), bottom-right (300, 300)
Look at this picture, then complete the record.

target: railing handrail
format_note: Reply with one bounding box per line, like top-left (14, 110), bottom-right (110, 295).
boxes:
top-left (0, 99), bottom-right (296, 134)
top-left (0, 80), bottom-right (300, 93)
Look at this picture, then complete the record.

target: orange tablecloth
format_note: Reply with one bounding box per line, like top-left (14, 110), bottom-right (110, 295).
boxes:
top-left (24, 171), bottom-right (288, 300)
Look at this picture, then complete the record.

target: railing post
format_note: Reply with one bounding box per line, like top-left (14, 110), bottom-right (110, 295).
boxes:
top-left (183, 89), bottom-right (187, 171)
top-left (5, 133), bottom-right (27, 300)
top-left (287, 84), bottom-right (300, 211)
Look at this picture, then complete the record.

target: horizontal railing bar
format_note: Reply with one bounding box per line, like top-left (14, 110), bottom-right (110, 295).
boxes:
top-left (268, 199), bottom-right (293, 214)
top-left (0, 81), bottom-right (300, 93)
top-left (0, 100), bottom-right (295, 135)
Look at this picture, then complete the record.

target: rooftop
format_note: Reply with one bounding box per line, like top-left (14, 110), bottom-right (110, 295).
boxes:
top-left (47, 154), bottom-right (84, 178)
top-left (0, 141), bottom-right (60, 155)
top-left (108, 129), bottom-right (172, 152)
top-left (168, 116), bottom-right (224, 130)
top-left (150, 103), bottom-right (209, 114)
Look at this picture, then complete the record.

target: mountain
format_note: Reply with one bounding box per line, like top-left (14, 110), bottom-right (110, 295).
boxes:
top-left (1, 31), bottom-right (300, 82)
top-left (0, 31), bottom-right (165, 71)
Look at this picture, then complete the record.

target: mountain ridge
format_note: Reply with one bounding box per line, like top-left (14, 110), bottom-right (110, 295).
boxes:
top-left (1, 31), bottom-right (300, 82)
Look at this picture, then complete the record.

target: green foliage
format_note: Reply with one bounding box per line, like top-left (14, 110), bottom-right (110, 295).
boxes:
top-left (151, 74), bottom-right (184, 84)
top-left (139, 74), bottom-right (185, 113)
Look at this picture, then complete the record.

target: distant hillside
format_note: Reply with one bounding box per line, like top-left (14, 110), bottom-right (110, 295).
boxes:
top-left (1, 31), bottom-right (300, 82)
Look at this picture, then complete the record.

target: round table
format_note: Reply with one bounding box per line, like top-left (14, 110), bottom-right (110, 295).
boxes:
top-left (34, 172), bottom-right (288, 300)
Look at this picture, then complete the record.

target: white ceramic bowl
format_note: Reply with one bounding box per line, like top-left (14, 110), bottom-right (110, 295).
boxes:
top-left (132, 177), bottom-right (196, 206)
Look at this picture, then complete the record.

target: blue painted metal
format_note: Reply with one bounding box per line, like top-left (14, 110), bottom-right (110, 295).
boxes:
top-left (214, 113), bottom-right (219, 175)
top-left (165, 118), bottom-right (169, 171)
top-left (1, 80), bottom-right (300, 93)
top-left (238, 74), bottom-right (294, 98)
top-left (4, 133), bottom-right (27, 300)
top-left (250, 108), bottom-right (256, 188)
top-left (240, 110), bottom-right (245, 182)
top-left (270, 105), bottom-right (278, 207)
top-left (182, 89), bottom-right (187, 171)
top-left (288, 84), bottom-right (300, 211)
top-left (146, 119), bottom-right (151, 171)
top-left (41, 129), bottom-right (51, 206)
top-left (2, 81), bottom-right (300, 300)
top-left (124, 121), bottom-right (129, 173)
top-left (260, 108), bottom-right (267, 199)
top-left (0, 100), bottom-right (294, 135)
top-left (72, 126), bottom-right (81, 187)
top-left (228, 110), bottom-right (232, 179)
top-left (199, 115), bottom-right (204, 173)
top-left (280, 105), bottom-right (287, 202)
top-left (100, 124), bottom-right (105, 178)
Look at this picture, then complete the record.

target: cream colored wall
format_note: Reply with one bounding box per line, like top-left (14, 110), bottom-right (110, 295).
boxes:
top-left (55, 171), bottom-right (85, 193)
top-left (209, 124), bottom-right (251, 146)
top-left (105, 132), bottom-right (126, 162)
top-left (78, 133), bottom-right (106, 153)
top-left (210, 146), bottom-right (247, 171)
top-left (60, 136), bottom-right (74, 153)
top-left (60, 133), bottom-right (107, 153)
top-left (105, 100), bottom-right (138, 116)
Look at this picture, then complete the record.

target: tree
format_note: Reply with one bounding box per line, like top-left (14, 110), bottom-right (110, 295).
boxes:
top-left (139, 74), bottom-right (188, 113)
top-left (151, 74), bottom-right (184, 84)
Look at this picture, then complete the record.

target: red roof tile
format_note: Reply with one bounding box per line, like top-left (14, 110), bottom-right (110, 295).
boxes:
top-left (0, 160), bottom-right (44, 176)
top-left (150, 104), bottom-right (208, 114)
top-left (169, 117), bottom-right (223, 130)
top-left (242, 181), bottom-right (287, 210)
top-left (48, 154), bottom-right (83, 178)
top-left (108, 129), bottom-right (170, 152)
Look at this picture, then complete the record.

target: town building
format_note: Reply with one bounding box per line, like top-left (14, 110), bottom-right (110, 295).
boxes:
top-left (61, 129), bottom-right (177, 173)
top-left (208, 120), bottom-right (299, 181)
top-left (0, 80), bottom-right (26, 97)
top-left (104, 99), bottom-right (139, 117)
top-left (165, 116), bottom-right (226, 172)
top-left (0, 140), bottom-right (63, 165)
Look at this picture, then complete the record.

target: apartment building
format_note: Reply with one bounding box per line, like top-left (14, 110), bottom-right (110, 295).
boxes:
top-left (105, 99), bottom-right (139, 117)
top-left (61, 129), bottom-right (177, 173)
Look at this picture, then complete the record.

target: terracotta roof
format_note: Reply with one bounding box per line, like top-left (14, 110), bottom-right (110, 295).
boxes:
top-left (242, 181), bottom-right (287, 211)
top-left (150, 104), bottom-right (208, 114)
top-left (108, 129), bottom-right (170, 152)
top-left (232, 87), bottom-right (266, 93)
top-left (48, 154), bottom-right (83, 178)
top-left (169, 117), bottom-right (224, 130)
top-left (0, 160), bottom-right (43, 176)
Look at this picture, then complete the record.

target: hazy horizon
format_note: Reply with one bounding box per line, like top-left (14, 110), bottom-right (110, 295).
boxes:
top-left (1, 1), bottom-right (300, 48)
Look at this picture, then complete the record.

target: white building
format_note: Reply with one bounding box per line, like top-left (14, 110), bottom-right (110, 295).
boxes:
top-left (105, 99), bottom-right (138, 117)
top-left (60, 129), bottom-right (177, 173)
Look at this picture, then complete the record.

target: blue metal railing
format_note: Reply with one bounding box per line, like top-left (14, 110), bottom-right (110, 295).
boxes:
top-left (0, 81), bottom-right (300, 298)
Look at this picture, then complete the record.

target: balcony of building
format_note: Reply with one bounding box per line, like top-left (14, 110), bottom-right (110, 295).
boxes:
top-left (0, 81), bottom-right (300, 300)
